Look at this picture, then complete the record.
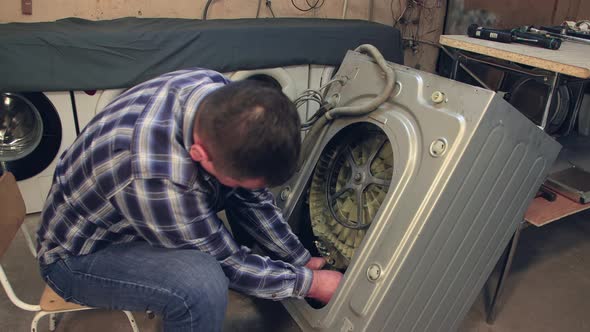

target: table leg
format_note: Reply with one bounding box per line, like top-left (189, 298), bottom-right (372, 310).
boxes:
top-left (540, 74), bottom-right (560, 131)
top-left (451, 55), bottom-right (460, 80)
top-left (486, 221), bottom-right (525, 324)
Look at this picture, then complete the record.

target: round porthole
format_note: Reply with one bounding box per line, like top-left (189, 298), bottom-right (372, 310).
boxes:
top-left (0, 93), bottom-right (44, 162)
top-left (308, 123), bottom-right (394, 270)
top-left (0, 92), bottom-right (62, 181)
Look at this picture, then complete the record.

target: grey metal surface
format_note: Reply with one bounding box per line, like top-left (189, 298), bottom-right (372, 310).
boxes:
top-left (277, 50), bottom-right (561, 332)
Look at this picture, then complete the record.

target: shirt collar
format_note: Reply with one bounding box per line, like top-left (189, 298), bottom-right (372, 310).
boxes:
top-left (182, 82), bottom-right (226, 152)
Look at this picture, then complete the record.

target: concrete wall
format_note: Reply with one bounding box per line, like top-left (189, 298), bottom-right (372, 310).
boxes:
top-left (0, 0), bottom-right (447, 72)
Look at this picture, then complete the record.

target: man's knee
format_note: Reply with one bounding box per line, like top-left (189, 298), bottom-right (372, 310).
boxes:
top-left (163, 251), bottom-right (228, 324)
top-left (173, 250), bottom-right (228, 305)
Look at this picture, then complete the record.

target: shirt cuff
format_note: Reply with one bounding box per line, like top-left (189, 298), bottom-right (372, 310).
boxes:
top-left (291, 265), bottom-right (314, 298)
top-left (289, 245), bottom-right (312, 266)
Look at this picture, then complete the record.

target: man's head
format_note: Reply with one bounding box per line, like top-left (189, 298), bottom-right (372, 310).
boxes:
top-left (189, 80), bottom-right (301, 189)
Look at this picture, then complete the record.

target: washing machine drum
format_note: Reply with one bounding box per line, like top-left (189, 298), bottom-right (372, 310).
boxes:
top-left (308, 124), bottom-right (393, 270)
top-left (506, 77), bottom-right (571, 134)
top-left (0, 92), bottom-right (62, 181)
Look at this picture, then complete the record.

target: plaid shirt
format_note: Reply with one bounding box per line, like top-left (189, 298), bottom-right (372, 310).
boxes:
top-left (37, 69), bottom-right (312, 299)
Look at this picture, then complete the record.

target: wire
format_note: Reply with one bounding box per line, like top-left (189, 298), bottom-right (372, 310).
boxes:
top-left (295, 78), bottom-right (346, 130)
top-left (291, 0), bottom-right (325, 12)
top-left (391, 0), bottom-right (408, 28)
top-left (202, 0), bottom-right (214, 20)
top-left (256, 0), bottom-right (262, 18)
top-left (266, 0), bottom-right (276, 17)
top-left (402, 37), bottom-right (440, 48)
top-left (414, 0), bottom-right (440, 9)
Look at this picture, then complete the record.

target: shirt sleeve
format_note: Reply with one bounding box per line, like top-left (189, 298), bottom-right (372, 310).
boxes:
top-left (225, 188), bottom-right (312, 266)
top-left (110, 178), bottom-right (313, 300)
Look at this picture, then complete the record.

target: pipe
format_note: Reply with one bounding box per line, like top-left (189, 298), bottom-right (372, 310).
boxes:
top-left (202, 0), bottom-right (214, 20)
top-left (298, 45), bottom-right (396, 168)
top-left (342, 0), bottom-right (348, 19)
top-left (325, 44), bottom-right (396, 119)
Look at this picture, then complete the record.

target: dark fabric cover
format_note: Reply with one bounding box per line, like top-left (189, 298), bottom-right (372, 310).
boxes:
top-left (0, 17), bottom-right (403, 92)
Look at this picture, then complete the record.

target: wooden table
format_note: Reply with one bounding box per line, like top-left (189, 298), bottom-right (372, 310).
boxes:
top-left (440, 35), bottom-right (590, 79)
top-left (439, 35), bottom-right (590, 132)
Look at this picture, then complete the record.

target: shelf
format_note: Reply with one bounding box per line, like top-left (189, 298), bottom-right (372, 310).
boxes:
top-left (524, 191), bottom-right (590, 227)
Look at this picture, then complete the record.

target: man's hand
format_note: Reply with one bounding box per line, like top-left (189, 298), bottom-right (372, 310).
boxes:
top-left (307, 270), bottom-right (343, 304)
top-left (305, 257), bottom-right (326, 270)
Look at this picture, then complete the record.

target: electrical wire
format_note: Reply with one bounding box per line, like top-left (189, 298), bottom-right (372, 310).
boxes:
top-left (297, 45), bottom-right (396, 166)
top-left (291, 0), bottom-right (325, 12)
top-left (295, 79), bottom-right (346, 131)
top-left (256, 0), bottom-right (262, 18)
top-left (202, 0), bottom-right (214, 20)
top-left (266, 1), bottom-right (276, 18)
top-left (391, 0), bottom-right (408, 28)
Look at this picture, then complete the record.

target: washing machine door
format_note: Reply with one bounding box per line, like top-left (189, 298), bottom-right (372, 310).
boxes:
top-left (0, 92), bottom-right (62, 181)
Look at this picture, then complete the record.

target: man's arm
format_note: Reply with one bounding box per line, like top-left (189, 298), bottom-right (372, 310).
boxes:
top-left (225, 188), bottom-right (311, 266)
top-left (110, 178), bottom-right (312, 300)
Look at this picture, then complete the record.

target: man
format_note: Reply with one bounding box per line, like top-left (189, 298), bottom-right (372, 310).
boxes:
top-left (37, 68), bottom-right (342, 331)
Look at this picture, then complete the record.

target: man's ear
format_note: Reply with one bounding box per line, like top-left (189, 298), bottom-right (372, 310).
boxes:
top-left (190, 143), bottom-right (209, 162)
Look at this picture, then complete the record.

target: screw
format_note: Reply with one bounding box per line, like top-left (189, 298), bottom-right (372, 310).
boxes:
top-left (367, 264), bottom-right (382, 282)
top-left (431, 91), bottom-right (446, 104)
top-left (430, 138), bottom-right (448, 157)
top-left (280, 187), bottom-right (290, 201)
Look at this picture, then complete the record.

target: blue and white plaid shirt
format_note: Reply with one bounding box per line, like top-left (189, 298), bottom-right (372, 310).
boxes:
top-left (37, 69), bottom-right (312, 299)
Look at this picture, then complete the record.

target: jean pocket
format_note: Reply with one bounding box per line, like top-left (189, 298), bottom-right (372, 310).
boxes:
top-left (43, 260), bottom-right (82, 304)
top-left (45, 275), bottom-right (71, 302)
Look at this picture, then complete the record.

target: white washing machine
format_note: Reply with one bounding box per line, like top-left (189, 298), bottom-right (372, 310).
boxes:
top-left (0, 91), bottom-right (77, 214)
top-left (74, 66), bottom-right (311, 134)
top-left (224, 65), bottom-right (310, 122)
top-left (74, 89), bottom-right (126, 132)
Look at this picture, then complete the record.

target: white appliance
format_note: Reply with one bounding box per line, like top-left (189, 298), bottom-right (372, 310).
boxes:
top-left (224, 65), bottom-right (310, 122)
top-left (73, 89), bottom-right (125, 133)
top-left (0, 91), bottom-right (77, 213)
top-left (74, 66), bottom-right (311, 134)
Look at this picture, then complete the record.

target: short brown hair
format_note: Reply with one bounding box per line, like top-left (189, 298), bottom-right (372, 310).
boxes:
top-left (195, 80), bottom-right (301, 187)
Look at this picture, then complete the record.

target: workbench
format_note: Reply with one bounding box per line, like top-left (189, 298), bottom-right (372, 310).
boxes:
top-left (440, 35), bottom-right (590, 133)
top-left (440, 34), bottom-right (590, 324)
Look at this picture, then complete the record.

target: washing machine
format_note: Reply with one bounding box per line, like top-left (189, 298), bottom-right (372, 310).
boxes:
top-left (276, 49), bottom-right (560, 331)
top-left (74, 66), bottom-right (311, 134)
top-left (224, 65), bottom-right (310, 122)
top-left (73, 89), bottom-right (126, 132)
top-left (0, 91), bottom-right (77, 214)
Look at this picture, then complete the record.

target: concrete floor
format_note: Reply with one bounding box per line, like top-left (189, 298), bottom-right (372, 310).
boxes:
top-left (1, 211), bottom-right (589, 332)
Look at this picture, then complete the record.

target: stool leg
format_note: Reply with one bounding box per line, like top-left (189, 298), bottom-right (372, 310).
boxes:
top-left (31, 311), bottom-right (49, 332)
top-left (123, 311), bottom-right (140, 332)
top-left (49, 313), bottom-right (57, 331)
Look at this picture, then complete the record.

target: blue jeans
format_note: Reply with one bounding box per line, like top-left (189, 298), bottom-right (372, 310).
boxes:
top-left (40, 242), bottom-right (229, 332)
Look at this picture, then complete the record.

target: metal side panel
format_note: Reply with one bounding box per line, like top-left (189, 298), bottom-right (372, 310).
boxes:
top-left (368, 95), bottom-right (560, 332)
top-left (281, 50), bottom-right (560, 332)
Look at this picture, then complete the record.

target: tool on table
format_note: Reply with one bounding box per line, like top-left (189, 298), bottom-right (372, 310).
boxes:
top-left (537, 185), bottom-right (557, 202)
top-left (525, 26), bottom-right (590, 45)
top-left (467, 24), bottom-right (562, 50)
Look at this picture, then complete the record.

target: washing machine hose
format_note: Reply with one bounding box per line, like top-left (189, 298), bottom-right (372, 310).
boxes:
top-left (298, 44), bottom-right (396, 168)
